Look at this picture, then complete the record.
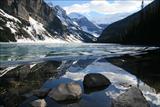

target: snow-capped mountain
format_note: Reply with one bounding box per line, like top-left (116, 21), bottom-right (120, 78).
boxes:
top-left (68, 13), bottom-right (85, 20)
top-left (69, 12), bottom-right (108, 37)
top-left (0, 9), bottom-right (67, 43)
top-left (53, 6), bottom-right (95, 42)
top-left (0, 0), bottom-right (94, 43)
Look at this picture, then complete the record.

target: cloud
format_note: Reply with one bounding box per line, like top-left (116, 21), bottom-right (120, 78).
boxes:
top-left (64, 0), bottom-right (153, 15)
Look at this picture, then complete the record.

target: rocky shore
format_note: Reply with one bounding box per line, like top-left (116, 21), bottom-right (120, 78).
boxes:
top-left (19, 73), bottom-right (149, 107)
top-left (0, 50), bottom-right (160, 107)
top-left (0, 61), bottom-right (62, 107)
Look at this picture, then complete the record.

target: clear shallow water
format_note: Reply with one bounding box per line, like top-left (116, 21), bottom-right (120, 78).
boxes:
top-left (0, 43), bottom-right (158, 67)
top-left (0, 43), bottom-right (160, 107)
top-left (42, 60), bottom-right (160, 107)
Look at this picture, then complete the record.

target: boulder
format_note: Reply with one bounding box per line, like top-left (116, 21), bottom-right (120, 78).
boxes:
top-left (83, 73), bottom-right (111, 89)
top-left (32, 88), bottom-right (51, 98)
top-left (48, 82), bottom-right (82, 102)
top-left (112, 87), bottom-right (150, 107)
top-left (31, 99), bottom-right (46, 107)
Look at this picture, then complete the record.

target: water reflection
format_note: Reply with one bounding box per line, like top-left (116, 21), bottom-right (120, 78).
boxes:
top-left (61, 59), bottom-right (160, 107)
top-left (0, 61), bottom-right (61, 107)
top-left (0, 43), bottom-right (160, 107)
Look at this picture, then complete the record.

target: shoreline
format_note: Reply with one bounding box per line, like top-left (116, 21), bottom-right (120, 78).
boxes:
top-left (0, 49), bottom-right (160, 107)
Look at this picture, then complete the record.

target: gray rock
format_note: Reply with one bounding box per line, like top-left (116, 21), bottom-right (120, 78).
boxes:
top-left (112, 87), bottom-right (150, 107)
top-left (48, 82), bottom-right (82, 102)
top-left (83, 73), bottom-right (111, 89)
top-left (31, 99), bottom-right (46, 107)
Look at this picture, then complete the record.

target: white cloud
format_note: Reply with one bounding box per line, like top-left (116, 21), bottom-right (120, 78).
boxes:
top-left (64, 0), bottom-right (153, 24)
top-left (64, 0), bottom-right (153, 15)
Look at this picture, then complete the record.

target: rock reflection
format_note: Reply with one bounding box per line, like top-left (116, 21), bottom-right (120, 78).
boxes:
top-left (0, 61), bottom-right (61, 107)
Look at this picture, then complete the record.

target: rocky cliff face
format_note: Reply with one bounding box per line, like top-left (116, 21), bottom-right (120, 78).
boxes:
top-left (98, 0), bottom-right (160, 45)
top-left (0, 0), bottom-right (55, 24)
top-left (0, 0), bottom-right (94, 42)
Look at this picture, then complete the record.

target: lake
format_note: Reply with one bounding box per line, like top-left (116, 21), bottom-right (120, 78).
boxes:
top-left (0, 43), bottom-right (160, 107)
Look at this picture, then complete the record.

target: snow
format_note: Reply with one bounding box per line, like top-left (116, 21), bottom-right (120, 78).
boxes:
top-left (54, 6), bottom-right (69, 26)
top-left (28, 17), bottom-right (51, 36)
top-left (54, 6), bottom-right (81, 29)
top-left (65, 34), bottom-right (83, 43)
top-left (18, 16), bottom-right (82, 43)
top-left (70, 26), bottom-right (77, 30)
top-left (6, 21), bottom-right (17, 34)
top-left (57, 16), bottom-right (68, 26)
top-left (81, 26), bottom-right (88, 31)
top-left (0, 66), bottom-right (17, 77)
top-left (19, 17), bottom-right (68, 43)
top-left (16, 36), bottom-right (67, 43)
top-left (0, 17), bottom-right (3, 21)
top-left (0, 9), bottom-right (20, 34)
top-left (0, 9), bottom-right (21, 23)
top-left (0, 8), bottom-right (84, 43)
top-left (68, 12), bottom-right (85, 20)
top-left (69, 12), bottom-right (102, 37)
top-left (73, 21), bottom-right (79, 26)
top-left (30, 64), bottom-right (36, 69)
top-left (81, 26), bottom-right (100, 37)
top-left (0, 26), bottom-right (3, 30)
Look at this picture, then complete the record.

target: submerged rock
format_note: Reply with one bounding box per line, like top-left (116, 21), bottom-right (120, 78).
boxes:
top-left (112, 87), bottom-right (150, 107)
top-left (32, 88), bottom-right (51, 98)
top-left (83, 73), bottom-right (111, 90)
top-left (48, 82), bottom-right (82, 102)
top-left (31, 99), bottom-right (46, 107)
top-left (0, 61), bottom-right (61, 107)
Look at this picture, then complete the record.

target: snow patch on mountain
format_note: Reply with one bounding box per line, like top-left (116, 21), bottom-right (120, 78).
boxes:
top-left (6, 21), bottom-right (17, 34)
top-left (68, 12), bottom-right (105, 37)
top-left (0, 9), bottom-right (84, 43)
top-left (0, 9), bottom-right (21, 23)
top-left (54, 6), bottom-right (79, 28)
top-left (81, 26), bottom-right (99, 37)
top-left (52, 6), bottom-right (94, 42)
top-left (68, 12), bottom-right (85, 20)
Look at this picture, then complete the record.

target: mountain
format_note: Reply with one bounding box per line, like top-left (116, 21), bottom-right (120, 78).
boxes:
top-left (0, 0), bottom-right (94, 42)
top-left (68, 12), bottom-right (84, 20)
top-left (98, 24), bottom-right (109, 30)
top-left (0, 9), bottom-right (65, 42)
top-left (52, 6), bottom-right (95, 42)
top-left (69, 12), bottom-right (106, 37)
top-left (98, 0), bottom-right (160, 45)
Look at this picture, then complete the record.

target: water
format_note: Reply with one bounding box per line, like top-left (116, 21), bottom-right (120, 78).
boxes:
top-left (0, 43), bottom-right (160, 107)
top-left (0, 43), bottom-right (158, 67)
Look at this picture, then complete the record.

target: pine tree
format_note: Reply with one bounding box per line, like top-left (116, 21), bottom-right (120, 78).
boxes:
top-left (141, 0), bottom-right (144, 9)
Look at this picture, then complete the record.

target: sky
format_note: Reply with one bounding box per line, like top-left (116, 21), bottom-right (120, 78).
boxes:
top-left (45, 0), bottom-right (153, 24)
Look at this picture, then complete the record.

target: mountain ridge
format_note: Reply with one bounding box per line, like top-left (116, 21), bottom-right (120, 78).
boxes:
top-left (98, 0), bottom-right (160, 45)
top-left (69, 12), bottom-right (108, 37)
top-left (0, 0), bottom-right (94, 42)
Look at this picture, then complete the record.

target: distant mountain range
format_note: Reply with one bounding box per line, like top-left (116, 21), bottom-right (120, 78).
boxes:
top-left (84, 11), bottom-right (132, 25)
top-left (98, 0), bottom-right (160, 45)
top-left (69, 12), bottom-right (108, 37)
top-left (0, 0), bottom-right (95, 42)
top-left (1, 0), bottom-right (158, 45)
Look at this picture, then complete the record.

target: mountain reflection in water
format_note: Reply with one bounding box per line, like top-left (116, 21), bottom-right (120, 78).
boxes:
top-left (0, 43), bottom-right (160, 107)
